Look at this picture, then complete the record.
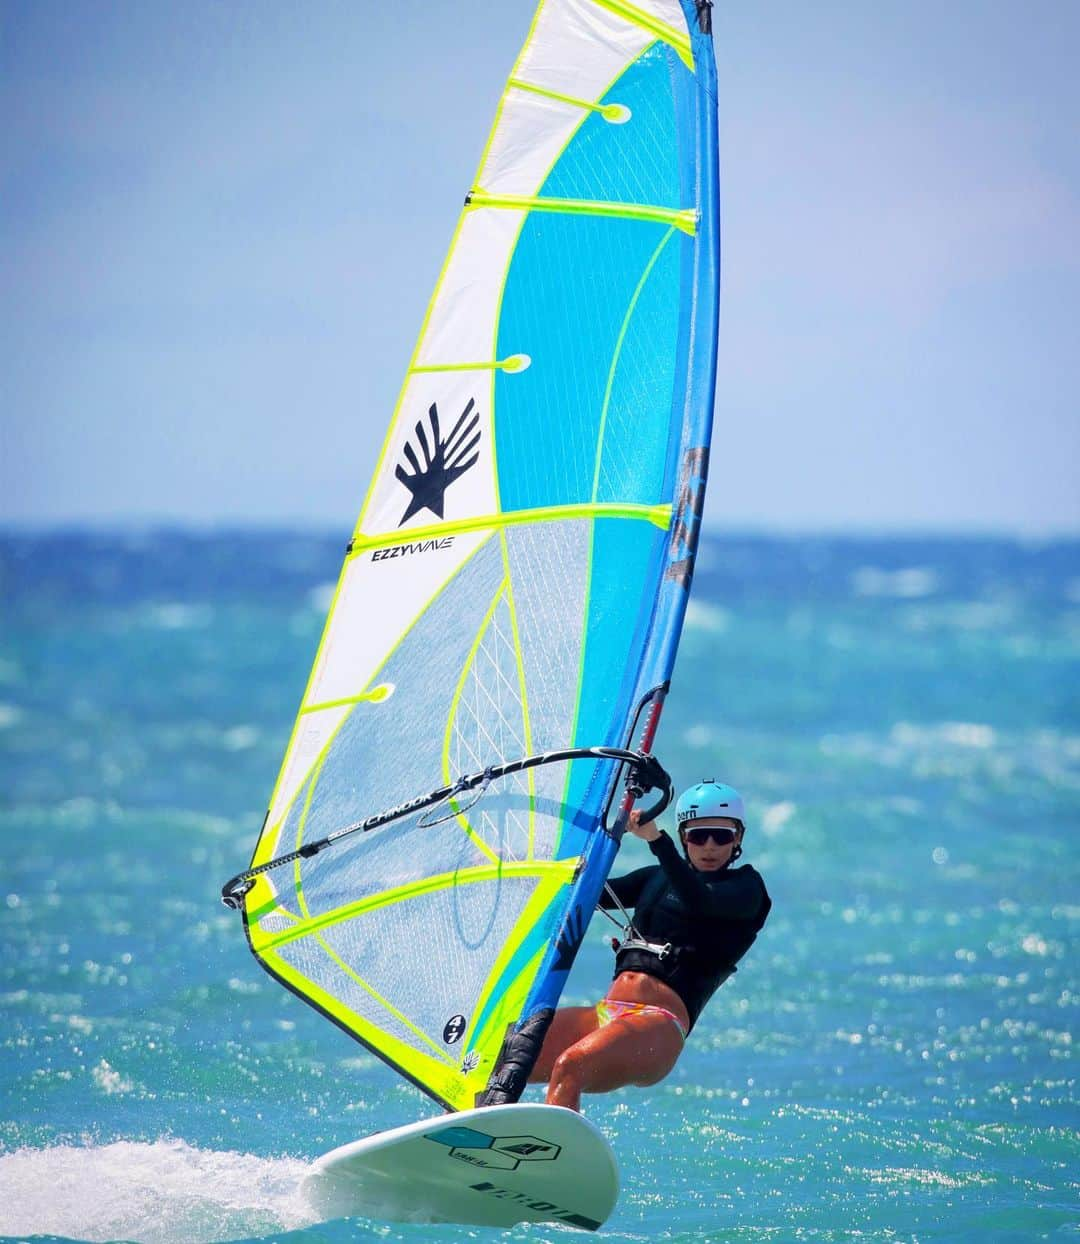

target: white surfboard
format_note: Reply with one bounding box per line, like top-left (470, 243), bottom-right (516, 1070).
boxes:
top-left (301, 1103), bottom-right (619, 1231)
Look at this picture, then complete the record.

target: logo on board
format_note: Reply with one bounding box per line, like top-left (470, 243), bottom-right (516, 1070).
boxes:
top-left (425, 1125), bottom-right (562, 1172)
top-left (395, 399), bottom-right (481, 526)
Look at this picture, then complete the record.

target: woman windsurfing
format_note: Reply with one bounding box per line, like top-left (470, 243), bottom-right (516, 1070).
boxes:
top-left (529, 781), bottom-right (771, 1112)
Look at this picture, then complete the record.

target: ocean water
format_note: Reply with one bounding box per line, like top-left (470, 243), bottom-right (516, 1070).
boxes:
top-left (1, 528), bottom-right (1076, 1243)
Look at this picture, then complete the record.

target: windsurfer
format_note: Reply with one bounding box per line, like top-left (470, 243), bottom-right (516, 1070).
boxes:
top-left (528, 781), bottom-right (771, 1112)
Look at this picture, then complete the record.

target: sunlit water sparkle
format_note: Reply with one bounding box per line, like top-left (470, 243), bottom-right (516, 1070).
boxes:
top-left (1, 530), bottom-right (1076, 1242)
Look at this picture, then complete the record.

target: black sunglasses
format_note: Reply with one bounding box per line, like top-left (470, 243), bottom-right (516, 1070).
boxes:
top-left (684, 825), bottom-right (737, 847)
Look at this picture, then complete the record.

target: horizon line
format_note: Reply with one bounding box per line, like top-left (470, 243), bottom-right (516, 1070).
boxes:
top-left (1, 517), bottom-right (1079, 543)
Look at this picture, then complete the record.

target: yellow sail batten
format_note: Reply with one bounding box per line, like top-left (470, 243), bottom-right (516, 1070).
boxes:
top-left (467, 189), bottom-right (697, 236)
top-left (252, 859), bottom-right (580, 953)
top-left (408, 355), bottom-right (530, 375)
top-left (301, 684), bottom-right (394, 715)
top-left (590, 0), bottom-right (695, 70)
top-left (349, 501), bottom-right (672, 557)
top-left (507, 77), bottom-right (630, 123)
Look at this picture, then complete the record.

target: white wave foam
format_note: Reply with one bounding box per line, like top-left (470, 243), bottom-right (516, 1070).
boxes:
top-left (761, 801), bottom-right (796, 836)
top-left (851, 566), bottom-right (940, 598)
top-left (0, 1139), bottom-right (312, 1243)
top-left (144, 603), bottom-right (213, 630)
top-left (900, 600), bottom-right (1015, 631)
top-left (221, 724), bottom-right (259, 752)
top-left (307, 582), bottom-right (336, 612)
top-left (682, 723), bottom-right (713, 748)
top-left (684, 600), bottom-right (730, 632)
top-left (891, 720), bottom-right (996, 749)
top-left (90, 1058), bottom-right (134, 1096)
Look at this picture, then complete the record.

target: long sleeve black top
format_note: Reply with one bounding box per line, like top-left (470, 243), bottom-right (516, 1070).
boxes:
top-left (599, 831), bottom-right (771, 1031)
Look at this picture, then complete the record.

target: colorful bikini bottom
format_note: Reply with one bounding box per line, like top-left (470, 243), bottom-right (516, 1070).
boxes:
top-left (595, 997), bottom-right (688, 1043)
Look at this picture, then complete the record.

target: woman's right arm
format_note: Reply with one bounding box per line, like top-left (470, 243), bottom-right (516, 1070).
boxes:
top-left (598, 808), bottom-right (663, 908)
top-left (597, 865), bottom-right (654, 909)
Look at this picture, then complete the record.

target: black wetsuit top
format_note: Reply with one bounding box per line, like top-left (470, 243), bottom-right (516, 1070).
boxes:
top-left (599, 831), bottom-right (771, 1032)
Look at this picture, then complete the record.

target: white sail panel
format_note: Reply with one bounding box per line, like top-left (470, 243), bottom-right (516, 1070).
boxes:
top-left (513, 0), bottom-right (657, 98)
top-left (403, 211), bottom-right (526, 372)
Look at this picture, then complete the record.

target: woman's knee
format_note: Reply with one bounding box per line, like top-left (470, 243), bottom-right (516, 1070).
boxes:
top-left (550, 1045), bottom-right (588, 1088)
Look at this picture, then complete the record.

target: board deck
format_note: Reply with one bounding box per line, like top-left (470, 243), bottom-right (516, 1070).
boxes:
top-left (301, 1103), bottom-right (619, 1231)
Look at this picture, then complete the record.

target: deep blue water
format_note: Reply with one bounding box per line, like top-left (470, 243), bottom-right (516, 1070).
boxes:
top-left (1, 529), bottom-right (1077, 1242)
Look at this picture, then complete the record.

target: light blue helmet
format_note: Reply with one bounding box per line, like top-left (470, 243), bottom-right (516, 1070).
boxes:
top-left (675, 780), bottom-right (746, 827)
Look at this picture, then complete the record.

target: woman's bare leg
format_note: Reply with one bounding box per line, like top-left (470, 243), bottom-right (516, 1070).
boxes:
top-left (527, 1006), bottom-right (598, 1084)
top-left (545, 1014), bottom-right (684, 1112)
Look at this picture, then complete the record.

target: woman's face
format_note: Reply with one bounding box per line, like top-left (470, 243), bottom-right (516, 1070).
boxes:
top-left (680, 816), bottom-right (743, 871)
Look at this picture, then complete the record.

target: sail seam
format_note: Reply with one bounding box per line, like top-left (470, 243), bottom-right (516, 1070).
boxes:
top-left (260, 570), bottom-right (351, 841)
top-left (264, 945), bottom-right (458, 1068)
top-left (317, 931), bottom-right (457, 1064)
top-left (498, 531), bottom-right (538, 861)
top-left (592, 225), bottom-right (678, 502)
top-left (553, 228), bottom-right (680, 841)
top-left (255, 705), bottom-right (354, 868)
top-left (464, 896), bottom-right (555, 1055)
top-left (442, 581), bottom-right (512, 868)
top-left (293, 746), bottom-right (333, 919)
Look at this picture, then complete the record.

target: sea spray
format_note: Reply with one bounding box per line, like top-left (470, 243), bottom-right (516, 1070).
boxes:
top-left (0, 1139), bottom-right (312, 1244)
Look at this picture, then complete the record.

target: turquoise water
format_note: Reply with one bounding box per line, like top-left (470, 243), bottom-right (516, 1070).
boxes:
top-left (1, 530), bottom-right (1077, 1242)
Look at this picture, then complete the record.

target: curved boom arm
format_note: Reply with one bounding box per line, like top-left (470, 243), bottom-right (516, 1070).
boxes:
top-left (221, 745), bottom-right (672, 910)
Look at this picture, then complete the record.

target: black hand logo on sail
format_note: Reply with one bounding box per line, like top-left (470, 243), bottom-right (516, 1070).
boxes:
top-left (395, 399), bottom-right (481, 526)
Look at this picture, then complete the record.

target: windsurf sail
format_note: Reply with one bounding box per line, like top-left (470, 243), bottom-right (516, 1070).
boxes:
top-left (224, 0), bottom-right (720, 1113)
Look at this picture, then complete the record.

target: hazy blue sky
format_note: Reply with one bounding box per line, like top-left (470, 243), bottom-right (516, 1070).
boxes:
top-left (3, 1), bottom-right (1077, 533)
